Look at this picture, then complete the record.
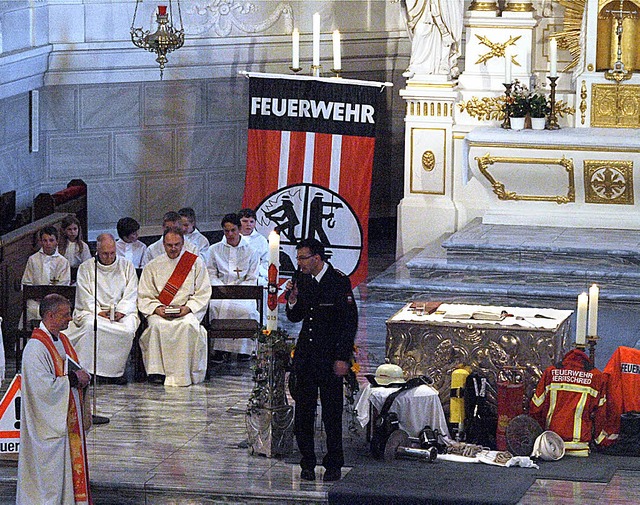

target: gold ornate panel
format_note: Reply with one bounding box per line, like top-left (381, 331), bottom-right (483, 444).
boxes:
top-left (475, 153), bottom-right (575, 204)
top-left (584, 160), bottom-right (634, 204)
top-left (591, 84), bottom-right (640, 128)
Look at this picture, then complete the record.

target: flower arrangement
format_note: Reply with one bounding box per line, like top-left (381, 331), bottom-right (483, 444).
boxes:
top-left (505, 80), bottom-right (530, 118)
top-left (528, 91), bottom-right (550, 119)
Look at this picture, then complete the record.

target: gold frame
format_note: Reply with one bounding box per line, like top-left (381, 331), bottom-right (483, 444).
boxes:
top-left (475, 153), bottom-right (575, 204)
top-left (591, 84), bottom-right (640, 128)
top-left (410, 127), bottom-right (447, 195)
top-left (584, 160), bottom-right (634, 204)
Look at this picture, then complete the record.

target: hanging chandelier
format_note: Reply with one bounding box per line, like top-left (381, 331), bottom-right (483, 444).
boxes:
top-left (131, 1), bottom-right (185, 79)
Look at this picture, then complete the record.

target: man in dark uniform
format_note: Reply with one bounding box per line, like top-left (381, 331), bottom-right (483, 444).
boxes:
top-left (285, 238), bottom-right (358, 482)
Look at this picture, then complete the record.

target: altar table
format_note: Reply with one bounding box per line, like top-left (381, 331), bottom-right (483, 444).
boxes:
top-left (385, 303), bottom-right (573, 411)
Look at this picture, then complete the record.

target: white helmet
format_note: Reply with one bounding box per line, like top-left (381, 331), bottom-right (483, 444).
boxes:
top-left (374, 363), bottom-right (406, 386)
top-left (531, 431), bottom-right (565, 461)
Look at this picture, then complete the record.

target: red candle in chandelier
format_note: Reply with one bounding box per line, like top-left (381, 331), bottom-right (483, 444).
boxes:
top-left (158, 5), bottom-right (167, 16)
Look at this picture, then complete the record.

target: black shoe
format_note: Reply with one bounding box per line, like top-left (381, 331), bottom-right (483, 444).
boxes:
top-left (323, 468), bottom-right (342, 482)
top-left (148, 374), bottom-right (165, 384)
top-left (300, 469), bottom-right (316, 481)
top-left (211, 351), bottom-right (226, 363)
top-left (237, 353), bottom-right (252, 362)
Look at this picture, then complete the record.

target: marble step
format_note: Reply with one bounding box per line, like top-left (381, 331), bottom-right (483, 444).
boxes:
top-left (440, 219), bottom-right (640, 269)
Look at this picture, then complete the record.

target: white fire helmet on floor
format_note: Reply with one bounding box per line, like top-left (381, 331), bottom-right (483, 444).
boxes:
top-left (531, 431), bottom-right (565, 461)
top-left (374, 363), bottom-right (406, 386)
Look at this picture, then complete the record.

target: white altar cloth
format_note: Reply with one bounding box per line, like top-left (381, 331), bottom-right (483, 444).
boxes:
top-left (356, 384), bottom-right (450, 438)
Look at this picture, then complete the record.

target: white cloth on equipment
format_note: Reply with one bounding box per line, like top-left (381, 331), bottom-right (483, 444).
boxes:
top-left (116, 238), bottom-right (148, 268)
top-left (21, 248), bottom-right (71, 324)
top-left (65, 256), bottom-right (140, 377)
top-left (205, 236), bottom-right (260, 355)
top-left (356, 384), bottom-right (450, 438)
top-left (138, 251), bottom-right (211, 386)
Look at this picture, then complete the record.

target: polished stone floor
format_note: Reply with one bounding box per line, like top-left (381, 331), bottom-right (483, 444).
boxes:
top-left (1, 236), bottom-right (639, 504)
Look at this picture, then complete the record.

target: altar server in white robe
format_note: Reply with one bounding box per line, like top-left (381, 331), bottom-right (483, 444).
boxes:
top-left (138, 227), bottom-right (211, 386)
top-left (66, 233), bottom-right (140, 383)
top-left (21, 225), bottom-right (71, 325)
top-left (179, 207), bottom-right (210, 259)
top-left (143, 211), bottom-right (198, 265)
top-left (116, 216), bottom-right (147, 268)
top-left (17, 294), bottom-right (92, 505)
top-left (206, 213), bottom-right (261, 359)
top-left (238, 207), bottom-right (268, 286)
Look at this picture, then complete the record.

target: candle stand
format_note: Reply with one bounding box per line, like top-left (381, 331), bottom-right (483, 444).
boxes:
top-left (546, 76), bottom-right (560, 130)
top-left (330, 68), bottom-right (342, 78)
top-left (502, 82), bottom-right (513, 129)
top-left (586, 335), bottom-right (599, 364)
top-left (311, 64), bottom-right (321, 77)
top-left (289, 66), bottom-right (302, 73)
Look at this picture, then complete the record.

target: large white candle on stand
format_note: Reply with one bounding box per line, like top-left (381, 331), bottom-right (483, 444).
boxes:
top-left (312, 13), bottom-right (320, 67)
top-left (549, 38), bottom-right (558, 77)
top-left (266, 230), bottom-right (280, 332)
top-left (576, 292), bottom-right (588, 345)
top-left (332, 30), bottom-right (341, 70)
top-left (504, 46), bottom-right (512, 83)
top-left (588, 284), bottom-right (599, 336)
top-left (292, 28), bottom-right (300, 68)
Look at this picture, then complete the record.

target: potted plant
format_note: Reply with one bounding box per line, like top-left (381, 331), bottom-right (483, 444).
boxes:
top-left (528, 92), bottom-right (550, 130)
top-left (506, 80), bottom-right (529, 130)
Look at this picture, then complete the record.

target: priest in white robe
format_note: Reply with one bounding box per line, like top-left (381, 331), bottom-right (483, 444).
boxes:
top-left (21, 225), bottom-right (71, 325)
top-left (17, 294), bottom-right (92, 505)
top-left (66, 233), bottom-right (140, 383)
top-left (138, 227), bottom-right (211, 386)
top-left (239, 208), bottom-right (269, 286)
top-left (143, 210), bottom-right (199, 264)
top-left (206, 214), bottom-right (260, 358)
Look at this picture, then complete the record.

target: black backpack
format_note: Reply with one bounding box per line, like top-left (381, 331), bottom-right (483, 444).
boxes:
top-left (600, 411), bottom-right (640, 456)
top-left (464, 372), bottom-right (498, 448)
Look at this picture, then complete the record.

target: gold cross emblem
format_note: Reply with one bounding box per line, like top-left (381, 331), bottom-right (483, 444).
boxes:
top-left (475, 35), bottom-right (522, 67)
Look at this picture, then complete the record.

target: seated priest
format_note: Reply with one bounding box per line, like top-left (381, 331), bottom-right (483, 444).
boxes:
top-left (206, 213), bottom-right (261, 362)
top-left (138, 226), bottom-right (211, 386)
top-left (21, 225), bottom-right (71, 326)
top-left (66, 233), bottom-right (140, 385)
top-left (143, 211), bottom-right (198, 265)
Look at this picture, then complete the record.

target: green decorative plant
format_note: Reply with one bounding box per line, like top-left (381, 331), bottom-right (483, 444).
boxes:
top-left (528, 92), bottom-right (550, 118)
top-left (506, 80), bottom-right (530, 118)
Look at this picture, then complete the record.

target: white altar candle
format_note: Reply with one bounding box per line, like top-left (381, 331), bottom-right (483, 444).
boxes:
top-left (312, 13), bottom-right (320, 67)
top-left (332, 30), bottom-right (341, 70)
top-left (266, 230), bottom-right (280, 332)
top-left (549, 38), bottom-right (558, 77)
top-left (576, 292), bottom-right (588, 345)
top-left (292, 28), bottom-right (300, 69)
top-left (588, 284), bottom-right (599, 336)
top-left (504, 46), bottom-right (512, 83)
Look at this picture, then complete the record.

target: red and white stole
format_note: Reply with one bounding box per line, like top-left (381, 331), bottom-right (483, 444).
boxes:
top-left (30, 328), bottom-right (92, 505)
top-left (158, 251), bottom-right (198, 306)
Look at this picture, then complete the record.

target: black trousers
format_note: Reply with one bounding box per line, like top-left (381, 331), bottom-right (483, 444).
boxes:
top-left (294, 362), bottom-right (344, 471)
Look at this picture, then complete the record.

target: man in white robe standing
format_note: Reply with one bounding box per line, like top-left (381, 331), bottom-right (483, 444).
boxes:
top-left (17, 293), bottom-right (92, 505)
top-left (206, 213), bottom-right (260, 362)
top-left (143, 211), bottom-right (198, 264)
top-left (138, 227), bottom-right (211, 386)
top-left (21, 225), bottom-right (71, 325)
top-left (238, 208), bottom-right (268, 286)
top-left (66, 233), bottom-right (140, 384)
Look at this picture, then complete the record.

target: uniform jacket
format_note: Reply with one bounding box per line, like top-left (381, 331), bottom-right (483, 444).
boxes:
top-left (286, 263), bottom-right (358, 368)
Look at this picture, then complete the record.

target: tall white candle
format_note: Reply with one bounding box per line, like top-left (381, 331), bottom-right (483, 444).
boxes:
top-left (266, 230), bottom-right (280, 332)
top-left (504, 46), bottom-right (512, 83)
top-left (576, 292), bottom-right (588, 345)
top-left (332, 30), bottom-right (341, 70)
top-left (292, 28), bottom-right (300, 69)
top-left (588, 284), bottom-right (599, 336)
top-left (549, 38), bottom-right (558, 77)
top-left (312, 13), bottom-right (320, 67)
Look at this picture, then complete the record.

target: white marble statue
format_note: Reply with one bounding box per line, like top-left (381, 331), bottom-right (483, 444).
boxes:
top-left (402, 0), bottom-right (464, 80)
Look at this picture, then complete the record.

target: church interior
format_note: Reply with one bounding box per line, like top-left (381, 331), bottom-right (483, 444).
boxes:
top-left (2, 1), bottom-right (640, 503)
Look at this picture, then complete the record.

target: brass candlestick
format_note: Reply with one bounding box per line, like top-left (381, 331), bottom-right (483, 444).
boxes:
top-left (587, 335), bottom-right (599, 364)
top-left (289, 66), bottom-right (302, 73)
top-left (311, 64), bottom-right (322, 77)
top-left (330, 68), bottom-right (342, 78)
top-left (547, 76), bottom-right (560, 130)
top-left (502, 82), bottom-right (513, 129)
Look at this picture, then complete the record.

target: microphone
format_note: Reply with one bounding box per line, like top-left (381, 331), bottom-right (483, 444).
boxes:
top-left (285, 267), bottom-right (301, 300)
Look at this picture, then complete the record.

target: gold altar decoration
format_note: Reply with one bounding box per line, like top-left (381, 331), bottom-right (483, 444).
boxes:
top-left (475, 35), bottom-right (522, 66)
top-left (504, 2), bottom-right (535, 12)
top-left (555, 0), bottom-right (586, 72)
top-left (584, 160), bottom-right (635, 204)
top-left (598, 0), bottom-right (640, 75)
top-left (580, 81), bottom-right (588, 125)
top-left (422, 150), bottom-right (436, 172)
top-left (475, 153), bottom-right (576, 204)
top-left (591, 83), bottom-right (640, 127)
top-left (459, 97), bottom-right (574, 122)
top-left (469, 1), bottom-right (499, 11)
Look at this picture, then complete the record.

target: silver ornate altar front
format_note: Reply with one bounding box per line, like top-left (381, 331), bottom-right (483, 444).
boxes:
top-left (386, 304), bottom-right (572, 411)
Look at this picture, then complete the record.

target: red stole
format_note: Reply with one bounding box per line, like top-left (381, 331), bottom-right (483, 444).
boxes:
top-left (158, 251), bottom-right (198, 305)
top-left (30, 328), bottom-right (92, 504)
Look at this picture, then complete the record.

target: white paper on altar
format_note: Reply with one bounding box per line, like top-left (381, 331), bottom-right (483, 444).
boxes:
top-left (389, 303), bottom-right (572, 331)
top-left (355, 384), bottom-right (450, 438)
